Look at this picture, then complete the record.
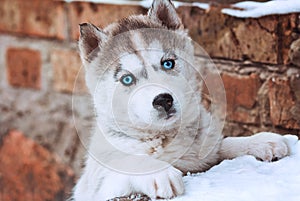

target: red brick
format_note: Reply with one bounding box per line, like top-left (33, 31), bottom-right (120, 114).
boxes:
top-left (51, 49), bottom-right (87, 93)
top-left (6, 47), bottom-right (41, 89)
top-left (0, 130), bottom-right (75, 201)
top-left (177, 6), bottom-right (298, 64)
top-left (222, 73), bottom-right (261, 123)
top-left (0, 0), bottom-right (65, 39)
top-left (289, 38), bottom-right (300, 67)
top-left (257, 81), bottom-right (273, 126)
top-left (68, 2), bottom-right (146, 40)
top-left (268, 77), bottom-right (300, 129)
top-left (201, 70), bottom-right (227, 116)
top-left (281, 14), bottom-right (299, 64)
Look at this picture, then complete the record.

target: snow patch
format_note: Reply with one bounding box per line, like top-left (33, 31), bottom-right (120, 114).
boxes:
top-left (64, 0), bottom-right (299, 18)
top-left (191, 2), bottom-right (210, 10)
top-left (160, 135), bottom-right (300, 201)
top-left (222, 0), bottom-right (300, 18)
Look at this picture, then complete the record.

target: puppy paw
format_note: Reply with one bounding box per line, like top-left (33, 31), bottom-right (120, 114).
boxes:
top-left (248, 132), bottom-right (294, 162)
top-left (131, 166), bottom-right (184, 199)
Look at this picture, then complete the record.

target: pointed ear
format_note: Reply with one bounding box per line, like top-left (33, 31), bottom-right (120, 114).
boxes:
top-left (148, 0), bottom-right (183, 30)
top-left (78, 23), bottom-right (107, 63)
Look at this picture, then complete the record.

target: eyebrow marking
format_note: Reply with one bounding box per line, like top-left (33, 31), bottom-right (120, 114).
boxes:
top-left (152, 64), bottom-right (159, 71)
top-left (140, 68), bottom-right (148, 79)
top-left (114, 64), bottom-right (122, 81)
top-left (129, 31), bottom-right (150, 78)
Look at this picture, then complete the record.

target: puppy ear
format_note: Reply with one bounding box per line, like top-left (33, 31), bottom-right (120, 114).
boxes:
top-left (78, 23), bottom-right (107, 63)
top-left (148, 0), bottom-right (183, 30)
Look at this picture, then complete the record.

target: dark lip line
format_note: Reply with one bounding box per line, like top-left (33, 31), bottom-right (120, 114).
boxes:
top-left (165, 108), bottom-right (176, 120)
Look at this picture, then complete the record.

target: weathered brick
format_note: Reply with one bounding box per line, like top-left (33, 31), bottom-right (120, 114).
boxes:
top-left (257, 81), bottom-right (272, 126)
top-left (222, 122), bottom-right (254, 137)
top-left (0, 0), bottom-right (65, 39)
top-left (68, 2), bottom-right (147, 40)
top-left (281, 14), bottom-right (300, 64)
top-left (268, 77), bottom-right (300, 129)
top-left (0, 130), bottom-right (75, 201)
top-left (235, 16), bottom-right (278, 63)
top-left (177, 6), bottom-right (298, 64)
top-left (200, 67), bottom-right (227, 116)
top-left (289, 38), bottom-right (300, 67)
top-left (222, 73), bottom-right (261, 123)
top-left (51, 49), bottom-right (87, 93)
top-left (6, 47), bottom-right (41, 89)
top-left (223, 121), bottom-right (300, 138)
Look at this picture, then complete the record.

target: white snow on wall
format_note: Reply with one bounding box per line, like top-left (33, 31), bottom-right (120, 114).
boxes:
top-left (164, 135), bottom-right (300, 201)
top-left (222, 0), bottom-right (300, 18)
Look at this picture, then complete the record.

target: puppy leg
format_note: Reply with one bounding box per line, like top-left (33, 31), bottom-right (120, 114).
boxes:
top-left (94, 164), bottom-right (184, 200)
top-left (219, 132), bottom-right (293, 162)
top-left (102, 156), bottom-right (184, 200)
top-left (76, 155), bottom-right (184, 201)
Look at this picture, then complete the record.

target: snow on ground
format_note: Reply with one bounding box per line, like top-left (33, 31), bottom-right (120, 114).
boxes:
top-left (164, 135), bottom-right (300, 201)
top-left (222, 0), bottom-right (300, 18)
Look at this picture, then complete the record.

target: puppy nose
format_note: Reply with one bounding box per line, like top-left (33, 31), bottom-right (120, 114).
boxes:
top-left (152, 93), bottom-right (173, 112)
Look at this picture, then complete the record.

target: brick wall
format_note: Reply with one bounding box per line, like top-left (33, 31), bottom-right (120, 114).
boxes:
top-left (0, 0), bottom-right (299, 181)
top-left (0, 0), bottom-right (146, 177)
top-left (176, 6), bottom-right (300, 136)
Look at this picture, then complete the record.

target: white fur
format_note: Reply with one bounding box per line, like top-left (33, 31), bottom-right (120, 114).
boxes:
top-left (120, 53), bottom-right (144, 74)
top-left (219, 132), bottom-right (292, 162)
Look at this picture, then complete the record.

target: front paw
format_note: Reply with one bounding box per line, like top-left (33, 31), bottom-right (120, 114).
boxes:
top-left (131, 166), bottom-right (184, 199)
top-left (248, 132), bottom-right (297, 162)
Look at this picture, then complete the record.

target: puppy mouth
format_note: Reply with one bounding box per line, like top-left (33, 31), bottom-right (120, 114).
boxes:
top-left (165, 108), bottom-right (177, 120)
top-left (155, 105), bottom-right (177, 120)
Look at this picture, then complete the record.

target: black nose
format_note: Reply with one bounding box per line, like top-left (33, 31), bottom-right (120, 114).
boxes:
top-left (152, 93), bottom-right (173, 112)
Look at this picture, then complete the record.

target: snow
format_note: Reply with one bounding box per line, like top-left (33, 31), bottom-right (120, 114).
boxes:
top-left (222, 0), bottom-right (300, 18)
top-left (189, 2), bottom-right (210, 10)
top-left (164, 135), bottom-right (300, 201)
top-left (64, 0), bottom-right (300, 18)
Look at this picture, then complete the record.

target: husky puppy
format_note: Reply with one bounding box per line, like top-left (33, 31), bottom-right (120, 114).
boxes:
top-left (73, 0), bottom-right (293, 200)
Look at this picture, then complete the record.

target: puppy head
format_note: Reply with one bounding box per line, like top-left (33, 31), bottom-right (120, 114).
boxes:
top-left (78, 0), bottom-right (202, 139)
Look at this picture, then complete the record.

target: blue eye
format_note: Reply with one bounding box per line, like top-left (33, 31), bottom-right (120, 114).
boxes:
top-left (161, 59), bottom-right (175, 70)
top-left (120, 74), bottom-right (135, 86)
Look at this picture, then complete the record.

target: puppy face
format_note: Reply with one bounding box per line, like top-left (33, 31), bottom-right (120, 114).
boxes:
top-left (79, 0), bottom-right (202, 139)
